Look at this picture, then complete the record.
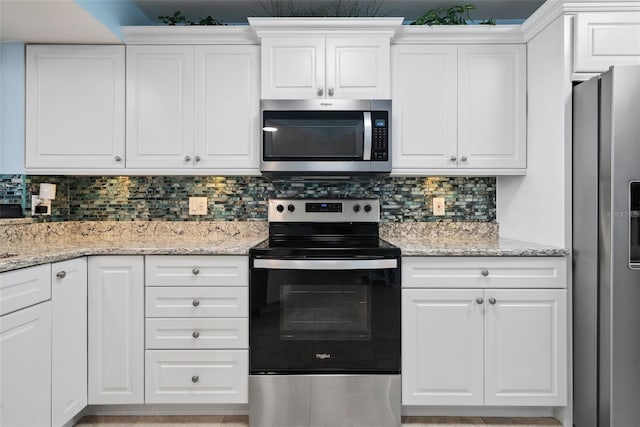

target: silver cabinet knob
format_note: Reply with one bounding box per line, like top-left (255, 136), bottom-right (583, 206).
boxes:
top-left (192, 299), bottom-right (200, 307)
top-left (194, 155), bottom-right (201, 162)
top-left (192, 331), bottom-right (200, 339)
top-left (489, 298), bottom-right (497, 305)
top-left (328, 87), bottom-right (334, 97)
top-left (56, 271), bottom-right (66, 279)
top-left (450, 155), bottom-right (457, 161)
top-left (461, 156), bottom-right (468, 161)
top-left (185, 155), bottom-right (192, 162)
top-left (114, 155), bottom-right (122, 162)
top-left (317, 88), bottom-right (324, 97)
top-left (475, 297), bottom-right (484, 305)
top-left (481, 269), bottom-right (489, 277)
top-left (192, 375), bottom-right (199, 383)
top-left (192, 268), bottom-right (200, 275)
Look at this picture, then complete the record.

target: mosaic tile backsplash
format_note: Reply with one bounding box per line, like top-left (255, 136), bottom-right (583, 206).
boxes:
top-left (0, 175), bottom-right (496, 222)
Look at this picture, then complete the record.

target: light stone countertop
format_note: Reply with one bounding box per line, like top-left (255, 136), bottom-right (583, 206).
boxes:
top-left (0, 221), bottom-right (568, 273)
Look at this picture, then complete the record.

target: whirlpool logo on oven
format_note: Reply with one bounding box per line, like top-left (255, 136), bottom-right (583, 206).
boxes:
top-left (315, 353), bottom-right (331, 360)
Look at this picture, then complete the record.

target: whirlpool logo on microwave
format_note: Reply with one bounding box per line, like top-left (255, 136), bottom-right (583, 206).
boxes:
top-left (315, 353), bottom-right (331, 360)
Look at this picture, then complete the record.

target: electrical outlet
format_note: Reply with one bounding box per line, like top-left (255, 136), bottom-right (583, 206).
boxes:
top-left (31, 195), bottom-right (51, 216)
top-left (189, 197), bottom-right (208, 215)
top-left (432, 197), bottom-right (445, 216)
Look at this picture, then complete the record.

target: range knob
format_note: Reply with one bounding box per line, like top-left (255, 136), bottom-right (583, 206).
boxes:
top-left (353, 204), bottom-right (361, 213)
top-left (287, 204), bottom-right (295, 212)
top-left (364, 204), bottom-right (372, 213)
top-left (276, 204), bottom-right (284, 213)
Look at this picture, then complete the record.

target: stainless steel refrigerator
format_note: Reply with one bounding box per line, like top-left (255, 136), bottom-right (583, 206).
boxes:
top-left (573, 64), bottom-right (640, 427)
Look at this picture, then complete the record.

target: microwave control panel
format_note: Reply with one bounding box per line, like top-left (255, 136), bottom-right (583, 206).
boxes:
top-left (372, 112), bottom-right (389, 161)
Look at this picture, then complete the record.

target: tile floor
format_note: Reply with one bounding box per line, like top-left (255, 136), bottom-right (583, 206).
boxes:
top-left (74, 415), bottom-right (562, 427)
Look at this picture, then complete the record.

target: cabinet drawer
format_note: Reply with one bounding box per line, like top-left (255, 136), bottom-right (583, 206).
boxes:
top-left (145, 350), bottom-right (248, 404)
top-left (145, 256), bottom-right (248, 287)
top-left (0, 264), bottom-right (51, 316)
top-left (146, 318), bottom-right (248, 350)
top-left (146, 286), bottom-right (248, 318)
top-left (402, 257), bottom-right (567, 289)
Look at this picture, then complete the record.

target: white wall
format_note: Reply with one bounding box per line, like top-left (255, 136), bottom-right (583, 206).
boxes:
top-left (0, 42), bottom-right (25, 175)
top-left (497, 16), bottom-right (572, 248)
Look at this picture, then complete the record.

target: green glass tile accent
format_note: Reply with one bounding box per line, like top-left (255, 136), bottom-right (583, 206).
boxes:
top-left (7, 175), bottom-right (496, 223)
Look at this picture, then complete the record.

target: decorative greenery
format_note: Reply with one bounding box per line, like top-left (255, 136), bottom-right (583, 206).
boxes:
top-left (411, 5), bottom-right (495, 26)
top-left (256, 0), bottom-right (386, 17)
top-left (158, 10), bottom-right (225, 26)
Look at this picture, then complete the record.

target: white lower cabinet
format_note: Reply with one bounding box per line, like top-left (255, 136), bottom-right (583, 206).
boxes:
top-left (0, 301), bottom-right (52, 427)
top-left (402, 257), bottom-right (568, 407)
top-left (88, 256), bottom-right (145, 404)
top-left (144, 255), bottom-right (249, 405)
top-left (51, 258), bottom-right (88, 427)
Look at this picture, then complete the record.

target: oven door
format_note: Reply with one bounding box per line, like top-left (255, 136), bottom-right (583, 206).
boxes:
top-left (250, 258), bottom-right (400, 374)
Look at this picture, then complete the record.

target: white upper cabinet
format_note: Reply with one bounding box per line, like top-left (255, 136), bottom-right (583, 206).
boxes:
top-left (391, 45), bottom-right (458, 170)
top-left (194, 45), bottom-right (260, 171)
top-left (126, 45), bottom-right (194, 169)
top-left (391, 43), bottom-right (526, 174)
top-left (250, 18), bottom-right (402, 100)
top-left (126, 44), bottom-right (260, 172)
top-left (25, 45), bottom-right (125, 171)
top-left (458, 45), bottom-right (526, 170)
top-left (574, 12), bottom-right (640, 75)
top-left (261, 37), bottom-right (390, 99)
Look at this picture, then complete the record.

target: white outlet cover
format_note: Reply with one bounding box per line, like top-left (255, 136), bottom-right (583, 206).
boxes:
top-left (189, 197), bottom-right (208, 215)
top-left (433, 197), bottom-right (445, 216)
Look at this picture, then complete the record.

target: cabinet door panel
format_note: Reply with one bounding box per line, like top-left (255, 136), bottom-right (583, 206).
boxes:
top-left (261, 38), bottom-right (325, 99)
top-left (402, 289), bottom-right (483, 405)
top-left (458, 45), bottom-right (526, 169)
top-left (391, 45), bottom-right (458, 170)
top-left (194, 45), bottom-right (260, 171)
top-left (88, 256), bottom-right (144, 404)
top-left (52, 258), bottom-right (87, 427)
top-left (327, 37), bottom-right (390, 99)
top-left (25, 45), bottom-right (125, 170)
top-left (126, 46), bottom-right (194, 168)
top-left (0, 302), bottom-right (51, 427)
top-left (484, 289), bottom-right (567, 406)
top-left (575, 12), bottom-right (640, 72)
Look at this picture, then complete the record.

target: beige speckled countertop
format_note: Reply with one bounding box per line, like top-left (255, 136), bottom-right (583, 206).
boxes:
top-left (0, 221), bottom-right (568, 273)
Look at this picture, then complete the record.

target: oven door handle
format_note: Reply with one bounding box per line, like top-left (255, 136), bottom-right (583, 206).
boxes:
top-left (253, 258), bottom-right (397, 270)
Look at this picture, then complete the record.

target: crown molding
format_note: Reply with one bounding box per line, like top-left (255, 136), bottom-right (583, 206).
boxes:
top-left (522, 0), bottom-right (640, 42)
top-left (121, 26), bottom-right (258, 45)
top-left (248, 17), bottom-right (403, 38)
top-left (392, 25), bottom-right (523, 44)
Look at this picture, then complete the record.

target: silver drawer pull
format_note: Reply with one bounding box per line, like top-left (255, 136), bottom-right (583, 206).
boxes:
top-left (475, 297), bottom-right (484, 305)
top-left (192, 268), bottom-right (200, 275)
top-left (56, 271), bottom-right (66, 279)
top-left (192, 375), bottom-right (199, 383)
top-left (481, 269), bottom-right (489, 277)
top-left (192, 331), bottom-right (200, 339)
top-left (489, 298), bottom-right (497, 305)
top-left (192, 299), bottom-right (200, 307)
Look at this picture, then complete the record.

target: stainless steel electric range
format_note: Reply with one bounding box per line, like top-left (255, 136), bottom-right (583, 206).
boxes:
top-left (249, 198), bottom-right (401, 427)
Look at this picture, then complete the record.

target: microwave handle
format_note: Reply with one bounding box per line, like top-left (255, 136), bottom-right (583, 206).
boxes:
top-left (363, 112), bottom-right (372, 161)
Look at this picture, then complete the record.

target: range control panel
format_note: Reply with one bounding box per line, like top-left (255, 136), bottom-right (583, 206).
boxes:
top-left (268, 199), bottom-right (380, 223)
top-left (371, 112), bottom-right (389, 161)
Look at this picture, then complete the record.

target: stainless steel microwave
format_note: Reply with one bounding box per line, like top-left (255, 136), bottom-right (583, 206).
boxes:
top-left (260, 99), bottom-right (391, 176)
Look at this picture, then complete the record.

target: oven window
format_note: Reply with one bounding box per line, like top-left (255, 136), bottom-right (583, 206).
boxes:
top-left (250, 266), bottom-right (400, 374)
top-left (281, 284), bottom-right (370, 341)
top-left (263, 111), bottom-right (364, 160)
